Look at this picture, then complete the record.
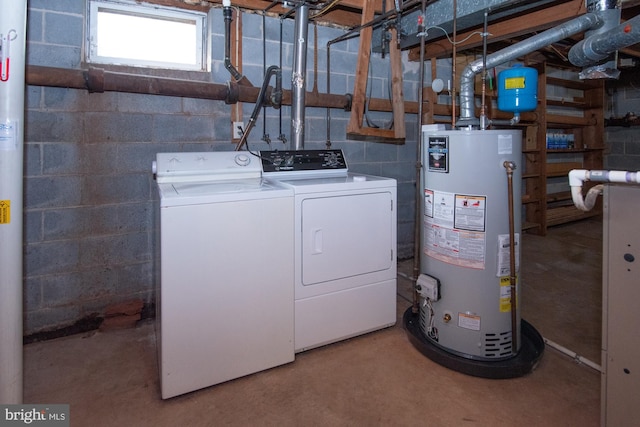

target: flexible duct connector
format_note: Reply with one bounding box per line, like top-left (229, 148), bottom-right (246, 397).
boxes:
top-left (457, 13), bottom-right (602, 127)
top-left (569, 169), bottom-right (640, 211)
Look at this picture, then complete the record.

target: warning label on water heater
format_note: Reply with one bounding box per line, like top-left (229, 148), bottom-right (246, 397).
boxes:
top-left (0, 200), bottom-right (10, 224)
top-left (423, 189), bottom-right (486, 269)
top-left (0, 120), bottom-right (18, 151)
top-left (499, 276), bottom-right (518, 313)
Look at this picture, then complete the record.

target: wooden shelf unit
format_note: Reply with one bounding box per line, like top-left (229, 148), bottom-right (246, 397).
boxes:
top-left (522, 63), bottom-right (604, 235)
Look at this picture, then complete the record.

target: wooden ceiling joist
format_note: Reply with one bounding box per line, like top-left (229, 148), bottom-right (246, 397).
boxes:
top-left (409, 0), bottom-right (587, 61)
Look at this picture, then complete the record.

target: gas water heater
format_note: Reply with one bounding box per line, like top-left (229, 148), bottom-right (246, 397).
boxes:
top-left (420, 129), bottom-right (522, 359)
top-left (404, 128), bottom-right (543, 378)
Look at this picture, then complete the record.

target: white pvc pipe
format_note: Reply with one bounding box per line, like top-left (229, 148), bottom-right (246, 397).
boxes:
top-left (544, 337), bottom-right (601, 372)
top-left (569, 169), bottom-right (640, 212)
top-left (0, 0), bottom-right (26, 404)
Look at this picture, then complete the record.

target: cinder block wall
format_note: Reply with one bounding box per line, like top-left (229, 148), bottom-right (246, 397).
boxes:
top-left (24, 0), bottom-right (421, 334)
top-left (605, 83), bottom-right (640, 170)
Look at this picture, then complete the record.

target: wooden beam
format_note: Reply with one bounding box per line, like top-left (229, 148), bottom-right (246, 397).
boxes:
top-left (347, 0), bottom-right (405, 144)
top-left (347, 0), bottom-right (375, 135)
top-left (389, 13), bottom-right (406, 140)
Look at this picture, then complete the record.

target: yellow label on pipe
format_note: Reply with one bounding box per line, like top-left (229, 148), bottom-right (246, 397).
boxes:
top-left (0, 200), bottom-right (10, 224)
top-left (504, 76), bottom-right (525, 90)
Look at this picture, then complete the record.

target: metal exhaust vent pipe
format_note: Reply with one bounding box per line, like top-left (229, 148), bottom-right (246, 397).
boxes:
top-left (569, 14), bottom-right (640, 73)
top-left (569, 15), bottom-right (640, 66)
top-left (457, 13), bottom-right (602, 127)
top-left (291, 3), bottom-right (309, 150)
top-left (569, 0), bottom-right (622, 79)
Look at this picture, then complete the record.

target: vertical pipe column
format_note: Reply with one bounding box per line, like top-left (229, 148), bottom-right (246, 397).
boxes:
top-left (0, 0), bottom-right (26, 404)
top-left (291, 4), bottom-right (309, 150)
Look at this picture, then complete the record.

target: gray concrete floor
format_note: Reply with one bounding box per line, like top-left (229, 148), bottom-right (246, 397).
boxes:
top-left (24, 219), bottom-right (602, 426)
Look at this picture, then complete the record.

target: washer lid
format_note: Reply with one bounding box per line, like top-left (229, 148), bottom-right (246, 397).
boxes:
top-left (155, 151), bottom-right (261, 183)
top-left (158, 178), bottom-right (293, 206)
top-left (172, 179), bottom-right (264, 195)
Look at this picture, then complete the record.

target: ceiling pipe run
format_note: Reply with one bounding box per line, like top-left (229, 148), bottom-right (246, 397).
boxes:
top-left (25, 65), bottom-right (357, 111)
top-left (569, 13), bottom-right (640, 69)
top-left (0, 0), bottom-right (26, 405)
top-left (572, 0), bottom-right (621, 79)
top-left (457, 12), bottom-right (603, 127)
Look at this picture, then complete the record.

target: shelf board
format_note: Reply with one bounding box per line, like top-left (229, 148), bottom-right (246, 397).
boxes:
top-left (546, 205), bottom-right (600, 227)
top-left (546, 147), bottom-right (604, 153)
top-left (546, 191), bottom-right (572, 203)
top-left (546, 162), bottom-right (582, 177)
top-left (546, 114), bottom-right (592, 127)
top-left (546, 98), bottom-right (586, 109)
top-left (522, 197), bottom-right (541, 204)
top-left (546, 76), bottom-right (602, 91)
top-left (547, 171), bottom-right (574, 178)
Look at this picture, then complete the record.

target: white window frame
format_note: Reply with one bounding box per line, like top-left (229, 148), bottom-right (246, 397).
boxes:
top-left (87, 0), bottom-right (209, 71)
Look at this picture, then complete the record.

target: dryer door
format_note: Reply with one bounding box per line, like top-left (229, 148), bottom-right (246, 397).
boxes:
top-left (301, 191), bottom-right (393, 286)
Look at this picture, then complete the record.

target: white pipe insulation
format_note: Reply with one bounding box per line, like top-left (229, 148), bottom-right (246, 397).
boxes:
top-left (569, 169), bottom-right (640, 211)
top-left (0, 0), bottom-right (26, 404)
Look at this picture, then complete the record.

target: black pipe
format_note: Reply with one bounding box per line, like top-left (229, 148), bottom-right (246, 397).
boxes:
top-left (235, 65), bottom-right (282, 151)
top-left (224, 6), bottom-right (244, 82)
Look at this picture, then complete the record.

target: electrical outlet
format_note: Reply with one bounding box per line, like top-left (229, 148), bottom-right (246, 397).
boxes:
top-left (233, 122), bottom-right (244, 139)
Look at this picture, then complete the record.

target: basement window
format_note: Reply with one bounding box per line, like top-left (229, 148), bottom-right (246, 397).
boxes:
top-left (87, 0), bottom-right (208, 71)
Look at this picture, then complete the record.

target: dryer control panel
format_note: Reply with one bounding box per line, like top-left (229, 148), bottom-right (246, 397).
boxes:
top-left (260, 150), bottom-right (348, 176)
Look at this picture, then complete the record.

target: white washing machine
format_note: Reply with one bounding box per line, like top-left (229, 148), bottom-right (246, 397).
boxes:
top-left (261, 150), bottom-right (397, 352)
top-left (154, 151), bottom-right (294, 399)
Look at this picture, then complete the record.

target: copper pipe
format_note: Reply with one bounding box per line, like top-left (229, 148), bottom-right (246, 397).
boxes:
top-left (503, 160), bottom-right (518, 355)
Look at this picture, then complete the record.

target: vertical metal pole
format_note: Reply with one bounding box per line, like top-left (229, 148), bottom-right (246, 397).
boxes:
top-left (291, 3), bottom-right (309, 150)
top-left (412, 0), bottom-right (427, 314)
top-left (0, 0), bottom-right (27, 404)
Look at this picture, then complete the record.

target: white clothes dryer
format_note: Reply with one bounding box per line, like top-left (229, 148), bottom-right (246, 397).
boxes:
top-left (154, 151), bottom-right (294, 399)
top-left (261, 150), bottom-right (397, 352)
